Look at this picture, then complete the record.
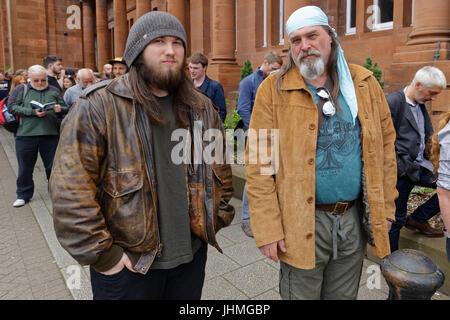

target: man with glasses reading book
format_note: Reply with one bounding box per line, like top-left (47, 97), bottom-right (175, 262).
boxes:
top-left (245, 6), bottom-right (397, 300)
top-left (9, 64), bottom-right (66, 208)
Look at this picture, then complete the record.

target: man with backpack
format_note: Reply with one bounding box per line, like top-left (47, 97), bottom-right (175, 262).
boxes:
top-left (8, 65), bottom-right (66, 207)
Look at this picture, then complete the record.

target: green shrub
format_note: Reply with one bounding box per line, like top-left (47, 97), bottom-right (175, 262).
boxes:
top-left (240, 60), bottom-right (254, 81)
top-left (363, 57), bottom-right (384, 90)
top-left (411, 186), bottom-right (436, 195)
top-left (224, 60), bottom-right (254, 130)
top-left (224, 107), bottom-right (242, 130)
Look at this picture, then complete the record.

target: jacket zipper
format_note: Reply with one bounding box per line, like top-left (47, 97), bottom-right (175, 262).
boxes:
top-left (134, 100), bottom-right (163, 260)
top-left (200, 109), bottom-right (214, 245)
top-left (202, 163), bottom-right (210, 244)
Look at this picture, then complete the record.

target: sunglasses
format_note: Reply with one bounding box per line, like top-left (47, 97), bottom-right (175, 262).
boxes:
top-left (317, 87), bottom-right (336, 117)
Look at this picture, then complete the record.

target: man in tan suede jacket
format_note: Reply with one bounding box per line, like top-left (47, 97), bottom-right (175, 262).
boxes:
top-left (245, 6), bottom-right (397, 300)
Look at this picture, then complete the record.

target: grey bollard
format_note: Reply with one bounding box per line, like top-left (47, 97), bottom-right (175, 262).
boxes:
top-left (380, 249), bottom-right (445, 300)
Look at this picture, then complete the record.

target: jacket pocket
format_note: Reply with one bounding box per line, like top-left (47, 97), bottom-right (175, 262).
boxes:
top-left (102, 170), bottom-right (143, 198)
top-left (101, 170), bottom-right (147, 247)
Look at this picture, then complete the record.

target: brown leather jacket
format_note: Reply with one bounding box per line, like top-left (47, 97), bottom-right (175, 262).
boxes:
top-left (50, 75), bottom-right (234, 274)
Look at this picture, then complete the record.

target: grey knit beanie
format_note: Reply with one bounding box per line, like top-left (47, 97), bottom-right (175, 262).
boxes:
top-left (123, 11), bottom-right (187, 68)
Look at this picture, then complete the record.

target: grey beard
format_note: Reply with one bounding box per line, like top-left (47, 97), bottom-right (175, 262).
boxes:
top-left (297, 53), bottom-right (325, 81)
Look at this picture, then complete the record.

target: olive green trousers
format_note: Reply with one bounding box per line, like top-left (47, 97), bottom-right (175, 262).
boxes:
top-left (279, 201), bottom-right (367, 300)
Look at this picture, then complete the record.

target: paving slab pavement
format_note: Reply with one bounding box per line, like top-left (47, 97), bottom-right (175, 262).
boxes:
top-left (0, 131), bottom-right (72, 300)
top-left (0, 127), bottom-right (448, 301)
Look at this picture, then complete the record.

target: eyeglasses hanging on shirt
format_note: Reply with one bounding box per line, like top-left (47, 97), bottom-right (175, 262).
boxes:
top-left (317, 87), bottom-right (336, 117)
top-left (315, 85), bottom-right (336, 129)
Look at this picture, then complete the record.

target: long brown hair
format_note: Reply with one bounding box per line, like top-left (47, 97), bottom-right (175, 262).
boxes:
top-left (128, 54), bottom-right (201, 128)
top-left (10, 75), bottom-right (27, 91)
top-left (276, 26), bottom-right (340, 107)
top-left (430, 110), bottom-right (450, 173)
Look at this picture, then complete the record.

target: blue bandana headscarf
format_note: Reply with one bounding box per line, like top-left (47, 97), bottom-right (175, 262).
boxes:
top-left (286, 6), bottom-right (358, 125)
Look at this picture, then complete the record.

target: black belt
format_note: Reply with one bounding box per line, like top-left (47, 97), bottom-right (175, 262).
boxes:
top-left (315, 201), bottom-right (355, 215)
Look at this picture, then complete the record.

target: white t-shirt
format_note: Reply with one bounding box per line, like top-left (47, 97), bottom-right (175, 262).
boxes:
top-left (437, 121), bottom-right (450, 190)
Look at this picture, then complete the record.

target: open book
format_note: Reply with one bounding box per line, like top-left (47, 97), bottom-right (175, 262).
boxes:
top-left (30, 100), bottom-right (56, 111)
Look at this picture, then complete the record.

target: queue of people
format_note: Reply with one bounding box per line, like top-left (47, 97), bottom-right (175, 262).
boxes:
top-left (0, 5), bottom-right (448, 301)
top-left (1, 53), bottom-right (132, 209)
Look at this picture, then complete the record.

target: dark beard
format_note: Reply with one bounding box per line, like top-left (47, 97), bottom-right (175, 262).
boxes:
top-left (137, 59), bottom-right (184, 94)
top-left (129, 54), bottom-right (200, 128)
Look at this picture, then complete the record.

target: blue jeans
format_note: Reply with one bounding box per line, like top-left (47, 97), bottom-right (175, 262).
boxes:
top-left (389, 166), bottom-right (440, 252)
top-left (241, 183), bottom-right (250, 223)
top-left (15, 135), bottom-right (59, 201)
top-left (90, 243), bottom-right (207, 300)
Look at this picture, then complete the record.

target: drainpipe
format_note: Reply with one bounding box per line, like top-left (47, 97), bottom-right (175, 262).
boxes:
top-left (6, 0), bottom-right (14, 71)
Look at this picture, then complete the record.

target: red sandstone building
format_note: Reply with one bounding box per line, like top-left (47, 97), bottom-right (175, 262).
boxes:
top-left (0, 0), bottom-right (448, 122)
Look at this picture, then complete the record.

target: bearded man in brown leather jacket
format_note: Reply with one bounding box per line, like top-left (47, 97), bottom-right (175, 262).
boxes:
top-left (49, 12), bottom-right (234, 300)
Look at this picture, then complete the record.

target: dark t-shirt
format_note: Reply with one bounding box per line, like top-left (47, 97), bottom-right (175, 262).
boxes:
top-left (0, 81), bottom-right (9, 101)
top-left (150, 95), bottom-right (203, 269)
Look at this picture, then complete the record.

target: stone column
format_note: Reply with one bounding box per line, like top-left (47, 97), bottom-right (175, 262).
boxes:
top-left (210, 0), bottom-right (236, 63)
top-left (136, 0), bottom-right (152, 20)
top-left (167, 0), bottom-right (186, 30)
top-left (113, 0), bottom-right (128, 57)
top-left (189, 0), bottom-right (205, 54)
top-left (284, 0), bottom-right (311, 22)
top-left (82, 0), bottom-right (96, 70)
top-left (96, 0), bottom-right (111, 71)
top-left (283, 0), bottom-right (311, 49)
top-left (407, 0), bottom-right (450, 45)
top-left (207, 0), bottom-right (240, 115)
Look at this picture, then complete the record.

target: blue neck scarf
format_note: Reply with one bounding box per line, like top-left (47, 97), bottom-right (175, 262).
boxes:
top-left (286, 6), bottom-right (358, 125)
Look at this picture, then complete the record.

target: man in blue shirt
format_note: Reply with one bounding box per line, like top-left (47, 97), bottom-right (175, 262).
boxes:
top-left (237, 51), bottom-right (282, 237)
top-left (63, 68), bottom-right (96, 109)
top-left (189, 53), bottom-right (227, 122)
top-left (237, 51), bottom-right (282, 131)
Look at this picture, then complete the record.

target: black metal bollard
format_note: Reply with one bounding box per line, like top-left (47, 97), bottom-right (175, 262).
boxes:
top-left (381, 249), bottom-right (445, 300)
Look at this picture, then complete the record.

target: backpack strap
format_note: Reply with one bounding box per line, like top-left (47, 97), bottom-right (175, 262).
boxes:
top-left (6, 83), bottom-right (30, 115)
top-left (22, 83), bottom-right (29, 99)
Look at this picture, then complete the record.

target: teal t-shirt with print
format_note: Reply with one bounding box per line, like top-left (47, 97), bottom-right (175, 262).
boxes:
top-left (306, 82), bottom-right (362, 204)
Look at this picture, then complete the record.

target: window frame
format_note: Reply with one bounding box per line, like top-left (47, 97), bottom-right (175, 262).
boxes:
top-left (345, 0), bottom-right (356, 35)
top-left (263, 0), bottom-right (267, 47)
top-left (279, 0), bottom-right (285, 44)
top-left (235, 0), bottom-right (238, 51)
top-left (371, 0), bottom-right (393, 32)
